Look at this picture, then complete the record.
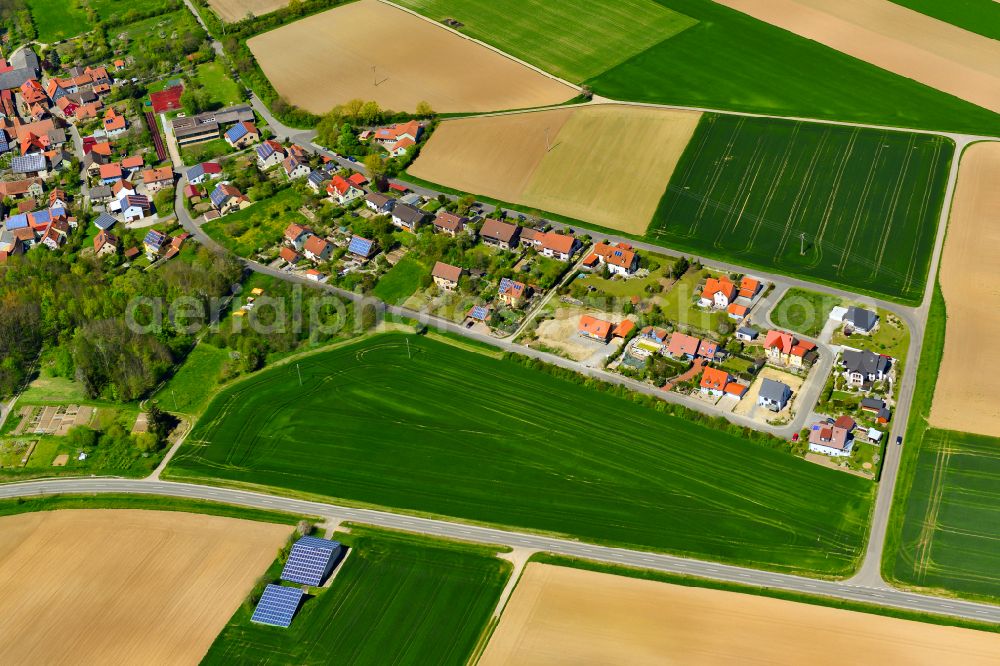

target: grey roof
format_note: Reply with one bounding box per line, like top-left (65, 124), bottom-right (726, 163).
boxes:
top-left (212, 105), bottom-right (254, 125)
top-left (736, 326), bottom-right (758, 338)
top-left (759, 378), bottom-right (790, 403)
top-left (393, 203), bottom-right (425, 225)
top-left (47, 128), bottom-right (67, 145)
top-left (307, 170), bottom-right (328, 187)
top-left (842, 349), bottom-right (889, 376)
top-left (844, 306), bottom-right (879, 331)
top-left (11, 153), bottom-right (46, 174)
top-left (0, 47), bottom-right (40, 91)
top-left (89, 185), bottom-right (112, 199)
top-left (861, 397), bottom-right (885, 410)
top-left (365, 192), bottom-right (392, 209)
top-left (66, 91), bottom-right (98, 105)
top-left (173, 120), bottom-right (219, 140)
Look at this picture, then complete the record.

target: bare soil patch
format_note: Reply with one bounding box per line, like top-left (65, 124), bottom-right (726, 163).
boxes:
top-left (247, 0), bottom-right (575, 114)
top-left (411, 104), bottom-right (700, 233)
top-left (207, 0), bottom-right (288, 23)
top-left (931, 142), bottom-right (1000, 435)
top-left (715, 0), bottom-right (1000, 114)
top-left (532, 307), bottom-right (625, 364)
top-left (733, 366), bottom-right (803, 423)
top-left (481, 563), bottom-right (1000, 665)
top-left (0, 510), bottom-right (290, 665)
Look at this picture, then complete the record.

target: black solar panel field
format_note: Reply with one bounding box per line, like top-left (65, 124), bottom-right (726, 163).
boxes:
top-left (204, 528), bottom-right (509, 665)
top-left (648, 114), bottom-right (953, 304)
top-left (168, 333), bottom-right (874, 576)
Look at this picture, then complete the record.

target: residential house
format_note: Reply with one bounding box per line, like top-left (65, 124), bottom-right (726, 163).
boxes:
top-left (843, 306), bottom-right (879, 334)
top-left (111, 179), bottom-right (136, 200)
top-left (808, 420), bottom-right (855, 457)
top-left (20, 79), bottom-right (46, 106)
top-left (764, 330), bottom-right (795, 365)
top-left (225, 121), bottom-right (259, 148)
top-left (98, 162), bottom-right (123, 184)
top-left (480, 218), bottom-right (520, 249)
top-left (209, 183), bottom-right (250, 215)
top-left (88, 184), bottom-right (112, 203)
top-left (578, 315), bottom-right (613, 342)
top-left (279, 246), bottom-right (300, 265)
top-left (373, 121), bottom-right (423, 149)
top-left (40, 220), bottom-right (68, 250)
top-left (531, 231), bottom-right (577, 261)
top-left (700, 367), bottom-right (731, 397)
top-left (119, 155), bottom-right (144, 178)
top-left (256, 140), bottom-right (286, 169)
top-left (282, 155), bottom-right (310, 180)
top-left (699, 275), bottom-right (737, 309)
top-left (284, 223), bottom-right (312, 251)
top-left (0, 178), bottom-right (43, 200)
top-left (842, 349), bottom-right (891, 387)
top-left (143, 229), bottom-right (168, 257)
top-left (612, 320), bottom-right (635, 339)
top-left (433, 210), bottom-right (466, 236)
top-left (347, 235), bottom-right (376, 260)
top-left (306, 268), bottom-right (322, 282)
top-left (93, 229), bottom-right (118, 257)
top-left (391, 203), bottom-right (425, 232)
top-left (185, 162), bottom-right (222, 185)
top-left (739, 276), bottom-right (761, 299)
top-left (431, 261), bottom-right (463, 290)
top-left (788, 339), bottom-right (817, 368)
top-left (364, 192), bottom-right (394, 215)
top-left (758, 378), bottom-right (792, 412)
top-left (861, 397), bottom-right (892, 424)
top-left (735, 326), bottom-right (759, 342)
top-left (498, 277), bottom-right (530, 308)
top-left (102, 108), bottom-right (127, 136)
top-left (666, 332), bottom-right (702, 359)
top-left (142, 166), bottom-right (174, 192)
top-left (585, 241), bottom-right (638, 276)
top-left (303, 235), bottom-right (332, 262)
top-left (467, 304), bottom-right (491, 322)
top-left (119, 194), bottom-right (151, 222)
top-left (306, 170), bottom-right (329, 193)
top-left (640, 326), bottom-right (668, 344)
top-left (327, 175), bottom-right (364, 205)
top-left (727, 303), bottom-right (749, 320)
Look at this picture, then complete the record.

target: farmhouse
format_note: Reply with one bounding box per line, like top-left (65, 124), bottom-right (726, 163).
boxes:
top-left (365, 192), bottom-right (394, 215)
top-left (498, 277), bottom-right (530, 307)
top-left (758, 378), bottom-right (792, 412)
top-left (119, 195), bottom-right (151, 223)
top-left (391, 203), bottom-right (425, 232)
top-left (0, 178), bottom-right (43, 199)
top-left (699, 275), bottom-right (737, 309)
top-left (585, 241), bottom-right (638, 276)
top-left (578, 315), bottom-right (613, 342)
top-left (172, 105), bottom-right (254, 146)
top-left (433, 210), bottom-right (466, 236)
top-left (432, 261), bottom-right (463, 290)
top-left (256, 140), bottom-right (287, 169)
top-left (843, 306), bottom-right (879, 334)
top-left (808, 417), bottom-right (855, 457)
top-left (842, 349), bottom-right (891, 387)
top-left (480, 218), bottom-right (520, 249)
top-left (373, 120), bottom-right (424, 148)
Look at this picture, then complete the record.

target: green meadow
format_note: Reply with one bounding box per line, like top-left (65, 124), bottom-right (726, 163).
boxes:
top-left (168, 333), bottom-right (874, 576)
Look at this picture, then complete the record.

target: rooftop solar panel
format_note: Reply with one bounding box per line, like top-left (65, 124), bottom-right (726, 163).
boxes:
top-left (250, 584), bottom-right (304, 628)
top-left (281, 537), bottom-right (342, 586)
top-left (349, 235), bottom-right (373, 256)
top-left (469, 305), bottom-right (489, 321)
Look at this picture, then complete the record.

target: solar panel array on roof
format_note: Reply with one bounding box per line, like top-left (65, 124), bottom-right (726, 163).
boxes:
top-left (250, 584), bottom-right (304, 628)
top-left (0, 130), bottom-right (8, 154)
top-left (281, 536), bottom-right (342, 586)
top-left (12, 153), bottom-right (45, 174)
top-left (348, 235), bottom-right (373, 257)
top-left (225, 122), bottom-right (248, 143)
top-left (469, 305), bottom-right (489, 320)
top-left (210, 184), bottom-right (231, 209)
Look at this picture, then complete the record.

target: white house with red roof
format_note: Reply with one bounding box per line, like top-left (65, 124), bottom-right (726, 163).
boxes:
top-left (327, 175), bottom-right (364, 205)
top-left (584, 241), bottom-right (638, 276)
top-left (699, 275), bottom-right (737, 309)
top-left (529, 231), bottom-right (577, 261)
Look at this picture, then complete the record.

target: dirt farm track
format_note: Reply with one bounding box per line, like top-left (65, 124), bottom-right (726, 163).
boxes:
top-left (0, 510), bottom-right (290, 665)
top-left (247, 0), bottom-right (575, 114)
top-left (480, 564), bottom-right (1000, 665)
top-left (931, 142), bottom-right (1000, 436)
top-left (715, 0), bottom-right (1000, 115)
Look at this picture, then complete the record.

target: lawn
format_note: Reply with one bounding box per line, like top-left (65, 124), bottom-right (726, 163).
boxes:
top-left (151, 343), bottom-right (230, 416)
top-left (179, 137), bottom-right (235, 166)
top-left (202, 527), bottom-right (509, 665)
top-left (659, 269), bottom-right (727, 334)
top-left (113, 9), bottom-right (201, 61)
top-left (25, 0), bottom-right (87, 42)
top-left (167, 333), bottom-right (874, 575)
top-left (770, 288), bottom-right (841, 338)
top-left (649, 115), bottom-right (953, 304)
top-left (831, 308), bottom-right (911, 362)
top-left (371, 255), bottom-right (426, 305)
top-left (889, 0), bottom-right (1000, 40)
top-left (194, 60), bottom-right (243, 107)
top-left (576, 252), bottom-right (673, 299)
top-left (202, 188), bottom-right (306, 257)
top-left (587, 0), bottom-right (1000, 136)
top-left (394, 0), bottom-right (696, 83)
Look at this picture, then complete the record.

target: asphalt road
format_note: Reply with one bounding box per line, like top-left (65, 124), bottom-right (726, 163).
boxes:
top-left (4, 476), bottom-right (998, 624)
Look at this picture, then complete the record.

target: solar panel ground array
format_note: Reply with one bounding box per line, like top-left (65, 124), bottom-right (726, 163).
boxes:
top-left (648, 114), bottom-right (952, 303)
top-left (251, 584), bottom-right (304, 628)
top-left (204, 527), bottom-right (509, 665)
top-left (281, 536), bottom-right (341, 586)
top-left (168, 333), bottom-right (874, 576)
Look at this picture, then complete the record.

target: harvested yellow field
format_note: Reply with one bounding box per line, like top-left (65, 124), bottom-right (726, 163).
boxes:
top-left (247, 0), bottom-right (575, 114)
top-left (410, 104), bottom-right (701, 233)
top-left (0, 510), bottom-right (290, 665)
top-left (714, 0), bottom-right (1000, 114)
top-left (207, 0), bottom-right (287, 23)
top-left (481, 563), bottom-right (1000, 665)
top-left (931, 142), bottom-right (1000, 435)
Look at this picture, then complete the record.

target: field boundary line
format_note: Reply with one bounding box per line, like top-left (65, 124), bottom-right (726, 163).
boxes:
top-left (376, 0), bottom-right (582, 93)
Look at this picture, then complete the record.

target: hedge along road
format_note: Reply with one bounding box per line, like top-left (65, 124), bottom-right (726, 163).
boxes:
top-left (166, 333), bottom-right (872, 577)
top-left (4, 477), bottom-right (1000, 625)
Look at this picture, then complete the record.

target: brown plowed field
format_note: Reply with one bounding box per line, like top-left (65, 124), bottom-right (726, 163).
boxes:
top-left (714, 0), bottom-right (1000, 114)
top-left (931, 142), bottom-right (1000, 435)
top-left (0, 510), bottom-right (290, 665)
top-left (410, 104), bottom-right (701, 233)
top-left (247, 0), bottom-right (575, 114)
top-left (481, 564), bottom-right (1000, 665)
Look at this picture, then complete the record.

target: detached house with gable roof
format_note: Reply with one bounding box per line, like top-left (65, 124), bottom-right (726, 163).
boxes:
top-left (225, 121), bottom-right (259, 148)
top-left (480, 218), bottom-right (520, 250)
top-left (433, 210), bottom-right (466, 236)
top-left (303, 235), bottom-right (332, 262)
top-left (578, 315), bottom-right (613, 343)
top-left (256, 140), bottom-right (286, 170)
top-left (841, 349), bottom-right (891, 388)
top-left (210, 182), bottom-right (250, 215)
top-left (391, 203), bottom-right (425, 232)
top-left (764, 330), bottom-right (816, 368)
top-left (584, 241), bottom-right (638, 276)
top-left (431, 261), bottom-right (462, 290)
top-left (699, 275), bottom-right (737, 309)
top-left (282, 154), bottom-right (310, 180)
top-left (498, 277), bottom-right (530, 308)
top-left (531, 231), bottom-right (577, 261)
top-left (327, 175), bottom-right (364, 205)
